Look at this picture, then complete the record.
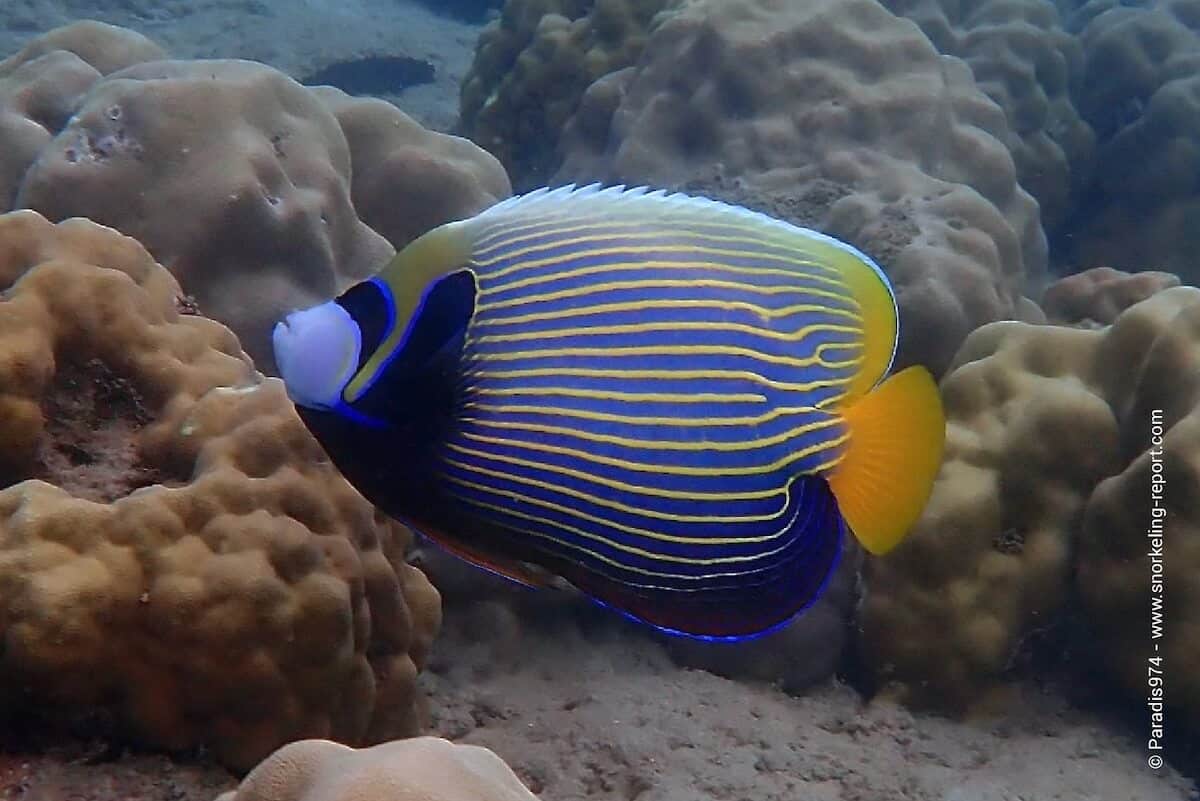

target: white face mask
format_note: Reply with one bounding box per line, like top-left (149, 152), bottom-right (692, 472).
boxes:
top-left (272, 301), bottom-right (361, 410)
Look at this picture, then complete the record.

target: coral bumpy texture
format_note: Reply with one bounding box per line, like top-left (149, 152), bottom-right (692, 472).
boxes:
top-left (0, 211), bottom-right (441, 772)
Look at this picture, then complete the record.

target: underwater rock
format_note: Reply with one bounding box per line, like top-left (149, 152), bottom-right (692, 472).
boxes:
top-left (460, 0), bottom-right (670, 188)
top-left (217, 737), bottom-right (539, 801)
top-left (556, 0), bottom-right (1047, 376)
top-left (312, 87), bottom-right (511, 251)
top-left (881, 0), bottom-right (1095, 230)
top-left (0, 210), bottom-right (441, 772)
top-left (860, 286), bottom-right (1200, 726)
top-left (1042, 266), bottom-right (1181, 325)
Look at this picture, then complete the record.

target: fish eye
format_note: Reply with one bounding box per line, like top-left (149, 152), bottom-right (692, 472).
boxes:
top-left (334, 277), bottom-right (395, 369)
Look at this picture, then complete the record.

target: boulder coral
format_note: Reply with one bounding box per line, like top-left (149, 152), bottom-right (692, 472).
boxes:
top-left (460, 0), bottom-right (670, 188)
top-left (1042, 266), bottom-right (1180, 326)
top-left (312, 87), bottom-right (511, 251)
top-left (860, 286), bottom-right (1200, 723)
top-left (557, 0), bottom-right (1047, 375)
top-left (1, 22), bottom-right (509, 373)
top-left (216, 737), bottom-right (540, 801)
top-left (16, 58), bottom-right (396, 375)
top-left (0, 210), bottom-right (441, 771)
top-left (0, 21), bottom-right (164, 209)
top-left (881, 0), bottom-right (1094, 229)
top-left (1063, 0), bottom-right (1200, 279)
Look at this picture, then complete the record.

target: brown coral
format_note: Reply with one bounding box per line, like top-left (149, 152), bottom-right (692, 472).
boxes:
top-left (460, 0), bottom-right (670, 187)
top-left (1062, 0), bottom-right (1200, 279)
top-left (15, 58), bottom-right (395, 373)
top-left (557, 0), bottom-right (1046, 375)
top-left (1042, 266), bottom-right (1180, 326)
top-left (860, 286), bottom-right (1200, 720)
top-left (0, 21), bottom-right (164, 209)
top-left (313, 87), bottom-right (511, 251)
top-left (217, 738), bottom-right (540, 801)
top-left (3, 23), bottom-right (511, 374)
top-left (0, 210), bottom-right (441, 771)
top-left (881, 0), bottom-right (1094, 229)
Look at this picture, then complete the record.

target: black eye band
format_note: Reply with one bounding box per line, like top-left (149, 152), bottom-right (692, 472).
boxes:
top-left (334, 278), bottom-right (395, 370)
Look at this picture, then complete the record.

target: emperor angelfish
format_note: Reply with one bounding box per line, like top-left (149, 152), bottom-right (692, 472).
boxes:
top-left (273, 184), bottom-right (945, 641)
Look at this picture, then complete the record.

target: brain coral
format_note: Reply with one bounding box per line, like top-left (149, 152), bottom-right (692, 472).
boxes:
top-left (0, 210), bottom-right (441, 772)
top-left (881, 0), bottom-right (1094, 229)
top-left (217, 737), bottom-right (539, 801)
top-left (557, 0), bottom-right (1047, 375)
top-left (860, 286), bottom-right (1200, 722)
top-left (460, 0), bottom-right (671, 187)
top-left (2, 23), bottom-right (510, 373)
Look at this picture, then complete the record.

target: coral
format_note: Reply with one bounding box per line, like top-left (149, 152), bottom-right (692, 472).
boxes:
top-left (460, 0), bottom-right (671, 187)
top-left (14, 57), bottom-right (395, 373)
top-left (1042, 266), bottom-right (1180, 326)
top-left (1061, 0), bottom-right (1200, 278)
top-left (557, 0), bottom-right (1046, 375)
top-left (313, 88), bottom-right (511, 250)
top-left (0, 21), bottom-right (164, 209)
top-left (881, 0), bottom-right (1093, 229)
top-left (0, 210), bottom-right (441, 772)
top-left (860, 286), bottom-right (1200, 720)
top-left (216, 737), bottom-right (539, 801)
top-left (3, 23), bottom-right (510, 373)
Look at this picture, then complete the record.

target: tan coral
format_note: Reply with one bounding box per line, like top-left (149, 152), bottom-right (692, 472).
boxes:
top-left (460, 0), bottom-right (670, 187)
top-left (0, 210), bottom-right (441, 772)
top-left (1064, 0), bottom-right (1200, 278)
top-left (0, 21), bottom-right (164, 209)
top-left (1042, 266), bottom-right (1180, 326)
top-left (860, 287), bottom-right (1200, 717)
top-left (14, 57), bottom-right (396, 373)
top-left (557, 0), bottom-right (1046, 374)
top-left (216, 737), bottom-right (539, 801)
top-left (312, 88), bottom-right (511, 251)
top-left (881, 0), bottom-right (1094, 228)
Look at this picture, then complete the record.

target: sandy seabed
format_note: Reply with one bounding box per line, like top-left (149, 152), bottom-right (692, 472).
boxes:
top-left (0, 1), bottom-right (1197, 798)
top-left (2, 594), bottom-right (1195, 801)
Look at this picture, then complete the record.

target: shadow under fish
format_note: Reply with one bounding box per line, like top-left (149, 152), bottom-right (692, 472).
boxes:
top-left (274, 184), bottom-right (945, 641)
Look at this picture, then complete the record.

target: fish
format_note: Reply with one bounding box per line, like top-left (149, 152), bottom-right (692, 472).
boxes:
top-left (273, 184), bottom-right (945, 641)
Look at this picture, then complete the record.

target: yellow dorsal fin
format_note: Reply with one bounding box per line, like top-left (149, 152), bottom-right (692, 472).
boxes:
top-left (826, 366), bottom-right (945, 555)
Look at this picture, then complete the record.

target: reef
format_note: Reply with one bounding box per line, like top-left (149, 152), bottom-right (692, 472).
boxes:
top-left (1059, 0), bottom-right (1200, 280)
top-left (0, 210), bottom-right (441, 772)
top-left (460, 0), bottom-right (670, 188)
top-left (217, 738), bottom-right (539, 801)
top-left (0, 21), bottom-right (509, 373)
top-left (1042, 266), bottom-right (1181, 326)
top-left (880, 0), bottom-right (1094, 230)
top-left (860, 286), bottom-right (1200, 725)
top-left (554, 0), bottom-right (1047, 376)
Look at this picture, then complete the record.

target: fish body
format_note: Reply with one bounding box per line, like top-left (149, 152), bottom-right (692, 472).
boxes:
top-left (274, 185), bottom-right (945, 640)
